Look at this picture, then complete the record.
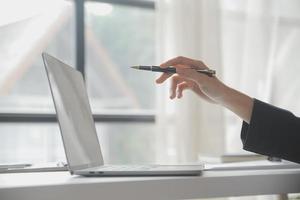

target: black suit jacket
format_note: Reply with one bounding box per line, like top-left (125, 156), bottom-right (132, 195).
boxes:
top-left (241, 99), bottom-right (300, 163)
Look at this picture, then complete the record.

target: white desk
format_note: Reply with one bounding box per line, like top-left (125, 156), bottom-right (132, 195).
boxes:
top-left (1, 168), bottom-right (300, 200)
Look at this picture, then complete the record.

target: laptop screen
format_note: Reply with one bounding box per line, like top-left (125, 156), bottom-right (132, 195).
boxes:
top-left (43, 53), bottom-right (104, 172)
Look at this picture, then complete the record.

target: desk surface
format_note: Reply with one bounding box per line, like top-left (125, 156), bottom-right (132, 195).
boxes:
top-left (1, 167), bottom-right (300, 200)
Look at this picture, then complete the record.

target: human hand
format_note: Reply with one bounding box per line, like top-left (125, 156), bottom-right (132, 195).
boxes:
top-left (155, 56), bottom-right (254, 123)
top-left (158, 74), bottom-right (216, 103)
top-left (155, 56), bottom-right (223, 103)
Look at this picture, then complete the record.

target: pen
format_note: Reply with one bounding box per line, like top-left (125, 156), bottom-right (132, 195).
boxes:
top-left (131, 65), bottom-right (216, 77)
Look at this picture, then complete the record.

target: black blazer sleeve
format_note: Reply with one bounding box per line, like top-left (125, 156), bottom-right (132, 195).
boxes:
top-left (241, 99), bottom-right (300, 164)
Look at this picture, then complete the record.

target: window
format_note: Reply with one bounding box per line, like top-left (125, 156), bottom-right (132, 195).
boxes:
top-left (0, 0), bottom-right (75, 113)
top-left (0, 123), bottom-right (64, 164)
top-left (0, 0), bottom-right (156, 166)
top-left (85, 2), bottom-right (156, 111)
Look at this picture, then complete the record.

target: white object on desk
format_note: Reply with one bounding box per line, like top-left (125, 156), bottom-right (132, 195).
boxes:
top-left (205, 160), bottom-right (300, 171)
top-left (0, 162), bottom-right (67, 174)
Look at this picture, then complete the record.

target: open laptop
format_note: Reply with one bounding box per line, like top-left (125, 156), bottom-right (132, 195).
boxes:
top-left (42, 53), bottom-right (204, 176)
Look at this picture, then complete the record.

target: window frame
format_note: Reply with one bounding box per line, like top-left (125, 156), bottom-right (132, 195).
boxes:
top-left (0, 0), bottom-right (156, 124)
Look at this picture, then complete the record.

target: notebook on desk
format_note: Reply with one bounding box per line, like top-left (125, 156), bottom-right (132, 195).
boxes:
top-left (42, 53), bottom-right (204, 176)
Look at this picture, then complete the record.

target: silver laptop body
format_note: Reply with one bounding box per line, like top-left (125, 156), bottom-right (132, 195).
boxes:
top-left (42, 53), bottom-right (204, 176)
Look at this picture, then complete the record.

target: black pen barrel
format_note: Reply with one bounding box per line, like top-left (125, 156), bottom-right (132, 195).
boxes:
top-left (151, 66), bottom-right (176, 73)
top-left (134, 65), bottom-right (215, 76)
top-left (138, 66), bottom-right (152, 71)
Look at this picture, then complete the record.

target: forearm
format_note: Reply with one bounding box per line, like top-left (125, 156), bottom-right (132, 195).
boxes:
top-left (201, 77), bottom-right (254, 123)
top-left (220, 85), bottom-right (254, 123)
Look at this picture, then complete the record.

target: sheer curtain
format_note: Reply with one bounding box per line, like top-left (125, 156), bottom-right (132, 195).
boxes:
top-left (221, 0), bottom-right (300, 153)
top-left (155, 0), bottom-right (225, 164)
top-left (155, 0), bottom-right (300, 199)
top-left (155, 0), bottom-right (300, 163)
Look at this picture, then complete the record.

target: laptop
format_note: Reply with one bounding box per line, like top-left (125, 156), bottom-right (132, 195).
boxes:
top-left (42, 53), bottom-right (204, 176)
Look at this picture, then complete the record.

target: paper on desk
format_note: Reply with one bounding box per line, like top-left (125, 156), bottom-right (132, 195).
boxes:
top-left (0, 162), bottom-right (68, 174)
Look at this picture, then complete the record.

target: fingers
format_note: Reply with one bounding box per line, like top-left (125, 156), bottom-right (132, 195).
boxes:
top-left (170, 75), bottom-right (190, 99)
top-left (155, 64), bottom-right (190, 84)
top-left (176, 81), bottom-right (216, 103)
top-left (156, 72), bottom-right (172, 84)
top-left (170, 75), bottom-right (180, 99)
top-left (167, 74), bottom-right (216, 102)
top-left (176, 67), bottom-right (208, 84)
top-left (157, 56), bottom-right (209, 84)
top-left (160, 56), bottom-right (206, 69)
top-left (177, 82), bottom-right (189, 98)
top-left (156, 65), bottom-right (207, 85)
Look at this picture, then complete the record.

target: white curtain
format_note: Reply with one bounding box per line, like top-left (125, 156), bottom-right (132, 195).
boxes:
top-left (155, 0), bottom-right (225, 164)
top-left (221, 0), bottom-right (300, 153)
top-left (156, 0), bottom-right (300, 159)
top-left (156, 0), bottom-right (300, 199)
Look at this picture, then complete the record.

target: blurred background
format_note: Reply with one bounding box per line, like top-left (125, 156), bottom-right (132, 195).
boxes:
top-left (1, 0), bottom-right (300, 199)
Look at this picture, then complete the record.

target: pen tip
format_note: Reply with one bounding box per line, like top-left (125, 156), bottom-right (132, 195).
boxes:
top-left (130, 66), bottom-right (139, 69)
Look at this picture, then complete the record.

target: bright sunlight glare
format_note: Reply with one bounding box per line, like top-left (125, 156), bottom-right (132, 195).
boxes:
top-left (86, 2), bottom-right (113, 16)
top-left (0, 0), bottom-right (66, 27)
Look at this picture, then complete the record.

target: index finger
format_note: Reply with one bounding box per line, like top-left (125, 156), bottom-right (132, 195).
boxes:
top-left (155, 72), bottom-right (172, 84)
top-left (160, 56), bottom-right (204, 69)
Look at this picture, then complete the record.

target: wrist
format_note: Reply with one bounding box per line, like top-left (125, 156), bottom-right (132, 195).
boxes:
top-left (198, 76), bottom-right (229, 104)
top-left (216, 82), bottom-right (235, 105)
top-left (218, 84), bottom-right (254, 123)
